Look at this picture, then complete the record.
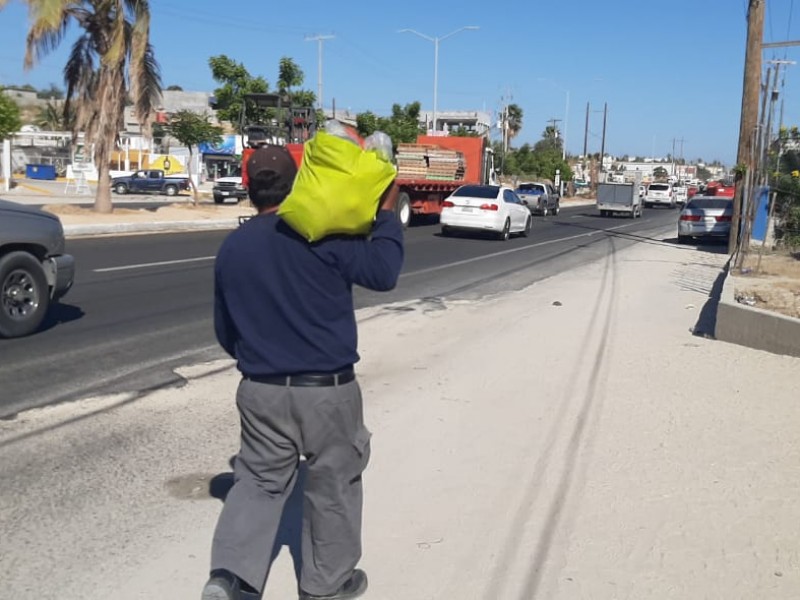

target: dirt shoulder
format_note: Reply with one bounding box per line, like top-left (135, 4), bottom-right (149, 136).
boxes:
top-left (734, 251), bottom-right (800, 319)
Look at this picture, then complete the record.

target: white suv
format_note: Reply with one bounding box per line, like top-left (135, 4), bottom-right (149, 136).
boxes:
top-left (644, 182), bottom-right (676, 209)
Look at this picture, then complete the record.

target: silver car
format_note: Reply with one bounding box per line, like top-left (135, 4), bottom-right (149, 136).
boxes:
top-left (677, 196), bottom-right (733, 243)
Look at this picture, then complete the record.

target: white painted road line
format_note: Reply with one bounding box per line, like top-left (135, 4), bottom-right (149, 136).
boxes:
top-left (95, 221), bottom-right (639, 276)
top-left (94, 256), bottom-right (216, 273)
top-left (400, 222), bottom-right (639, 279)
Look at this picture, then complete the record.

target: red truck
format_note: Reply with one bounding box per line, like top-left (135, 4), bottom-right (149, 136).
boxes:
top-left (393, 135), bottom-right (496, 227)
top-left (238, 98), bottom-right (496, 227)
top-left (704, 181), bottom-right (735, 198)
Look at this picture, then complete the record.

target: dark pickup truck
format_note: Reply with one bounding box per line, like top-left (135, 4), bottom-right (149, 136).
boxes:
top-left (111, 169), bottom-right (190, 197)
top-left (0, 200), bottom-right (75, 338)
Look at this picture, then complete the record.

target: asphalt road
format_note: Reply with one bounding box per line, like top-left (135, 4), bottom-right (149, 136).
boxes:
top-left (0, 205), bottom-right (679, 417)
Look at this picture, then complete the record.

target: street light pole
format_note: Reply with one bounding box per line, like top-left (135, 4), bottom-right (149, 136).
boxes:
top-left (305, 34), bottom-right (334, 110)
top-left (399, 26), bottom-right (479, 134)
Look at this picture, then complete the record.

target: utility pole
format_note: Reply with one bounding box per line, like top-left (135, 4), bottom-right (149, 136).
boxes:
top-left (583, 102), bottom-right (590, 160)
top-left (730, 0), bottom-right (765, 255)
top-left (548, 117), bottom-right (562, 144)
top-left (599, 102), bottom-right (608, 181)
top-left (305, 34), bottom-right (335, 110)
top-left (671, 138), bottom-right (677, 177)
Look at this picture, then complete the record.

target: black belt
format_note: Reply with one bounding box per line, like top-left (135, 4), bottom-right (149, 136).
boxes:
top-left (244, 369), bottom-right (355, 387)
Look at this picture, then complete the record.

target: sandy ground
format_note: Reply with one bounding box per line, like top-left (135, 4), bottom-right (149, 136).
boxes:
top-left (736, 251), bottom-right (800, 318)
top-left (1, 231), bottom-right (799, 600)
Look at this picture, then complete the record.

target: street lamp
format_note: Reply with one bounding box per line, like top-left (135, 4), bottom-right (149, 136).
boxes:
top-left (538, 78), bottom-right (570, 160)
top-left (399, 26), bottom-right (479, 134)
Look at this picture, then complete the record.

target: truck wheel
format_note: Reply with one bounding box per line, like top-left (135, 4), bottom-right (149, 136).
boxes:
top-left (396, 192), bottom-right (411, 228)
top-left (165, 185), bottom-right (178, 197)
top-left (0, 251), bottom-right (51, 338)
top-left (213, 195), bottom-right (224, 205)
top-left (541, 205), bottom-right (548, 217)
top-left (552, 203), bottom-right (560, 216)
top-left (114, 183), bottom-right (128, 195)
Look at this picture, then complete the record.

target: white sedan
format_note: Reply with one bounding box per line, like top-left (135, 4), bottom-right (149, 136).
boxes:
top-left (440, 184), bottom-right (532, 241)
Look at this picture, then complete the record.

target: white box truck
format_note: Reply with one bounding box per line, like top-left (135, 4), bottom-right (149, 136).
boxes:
top-left (597, 174), bottom-right (643, 218)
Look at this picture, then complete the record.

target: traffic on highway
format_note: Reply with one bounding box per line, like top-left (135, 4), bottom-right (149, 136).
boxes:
top-left (0, 203), bottom-right (681, 418)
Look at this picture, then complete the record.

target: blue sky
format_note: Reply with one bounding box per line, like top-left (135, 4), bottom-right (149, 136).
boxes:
top-left (1, 0), bottom-right (798, 165)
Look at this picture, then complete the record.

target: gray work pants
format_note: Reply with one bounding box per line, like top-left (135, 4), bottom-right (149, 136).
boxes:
top-left (210, 377), bottom-right (371, 595)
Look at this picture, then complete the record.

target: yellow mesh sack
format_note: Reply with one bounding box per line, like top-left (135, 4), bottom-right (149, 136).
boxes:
top-left (277, 131), bottom-right (397, 242)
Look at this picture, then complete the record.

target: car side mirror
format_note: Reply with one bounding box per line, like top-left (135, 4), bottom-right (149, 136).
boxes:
top-left (521, 199), bottom-right (528, 205)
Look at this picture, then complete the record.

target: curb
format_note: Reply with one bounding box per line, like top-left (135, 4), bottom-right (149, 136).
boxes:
top-left (63, 219), bottom-right (240, 238)
top-left (715, 267), bottom-right (800, 358)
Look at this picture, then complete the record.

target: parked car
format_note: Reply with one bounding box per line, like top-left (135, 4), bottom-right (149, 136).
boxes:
top-left (0, 200), bottom-right (75, 338)
top-left (213, 176), bottom-right (248, 204)
top-left (111, 169), bottom-right (190, 197)
top-left (514, 181), bottom-right (560, 216)
top-left (440, 184), bottom-right (532, 241)
top-left (644, 182), bottom-right (676, 209)
top-left (677, 196), bottom-right (733, 243)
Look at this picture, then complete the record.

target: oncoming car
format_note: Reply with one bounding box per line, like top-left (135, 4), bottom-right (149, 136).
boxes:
top-left (440, 184), bottom-right (532, 241)
top-left (677, 196), bottom-right (733, 243)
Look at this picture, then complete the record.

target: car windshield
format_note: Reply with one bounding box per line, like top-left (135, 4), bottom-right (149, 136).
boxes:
top-left (515, 184), bottom-right (545, 195)
top-left (649, 184), bottom-right (670, 191)
top-left (686, 198), bottom-right (732, 210)
top-left (453, 185), bottom-right (499, 199)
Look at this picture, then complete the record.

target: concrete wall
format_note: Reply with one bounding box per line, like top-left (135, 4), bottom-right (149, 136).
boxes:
top-left (716, 269), bottom-right (800, 358)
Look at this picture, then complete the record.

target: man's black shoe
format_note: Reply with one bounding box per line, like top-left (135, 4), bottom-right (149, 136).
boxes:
top-left (299, 569), bottom-right (368, 599)
top-left (201, 569), bottom-right (261, 600)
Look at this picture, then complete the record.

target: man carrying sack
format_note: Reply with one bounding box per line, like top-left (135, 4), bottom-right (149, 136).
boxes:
top-left (203, 143), bottom-right (403, 600)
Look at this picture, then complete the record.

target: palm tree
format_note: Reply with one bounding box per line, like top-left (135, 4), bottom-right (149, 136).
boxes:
top-left (4, 0), bottom-right (162, 213)
top-left (36, 100), bottom-right (75, 131)
top-left (507, 104), bottom-right (523, 143)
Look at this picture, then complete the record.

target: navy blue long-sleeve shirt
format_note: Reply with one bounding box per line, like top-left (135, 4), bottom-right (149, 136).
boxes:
top-left (214, 210), bottom-right (404, 376)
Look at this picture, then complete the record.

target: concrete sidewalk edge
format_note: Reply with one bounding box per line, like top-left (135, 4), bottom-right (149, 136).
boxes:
top-left (716, 267), bottom-right (800, 358)
top-left (63, 219), bottom-right (239, 237)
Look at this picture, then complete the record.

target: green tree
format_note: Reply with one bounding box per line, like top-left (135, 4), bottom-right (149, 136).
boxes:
top-left (5, 0), bottom-right (162, 213)
top-left (534, 125), bottom-right (562, 153)
top-left (696, 165), bottom-right (712, 180)
top-left (166, 84), bottom-right (183, 91)
top-left (451, 126), bottom-right (479, 137)
top-left (355, 102), bottom-right (423, 148)
top-left (0, 93), bottom-right (22, 141)
top-left (506, 103), bottom-right (523, 143)
top-left (166, 110), bottom-right (223, 204)
top-left (209, 55), bottom-right (269, 131)
top-left (277, 56), bottom-right (304, 94)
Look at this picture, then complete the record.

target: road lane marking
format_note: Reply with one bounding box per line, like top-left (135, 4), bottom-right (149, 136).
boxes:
top-left (400, 222), bottom-right (639, 279)
top-left (94, 220), bottom-right (643, 276)
top-left (94, 256), bottom-right (215, 273)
